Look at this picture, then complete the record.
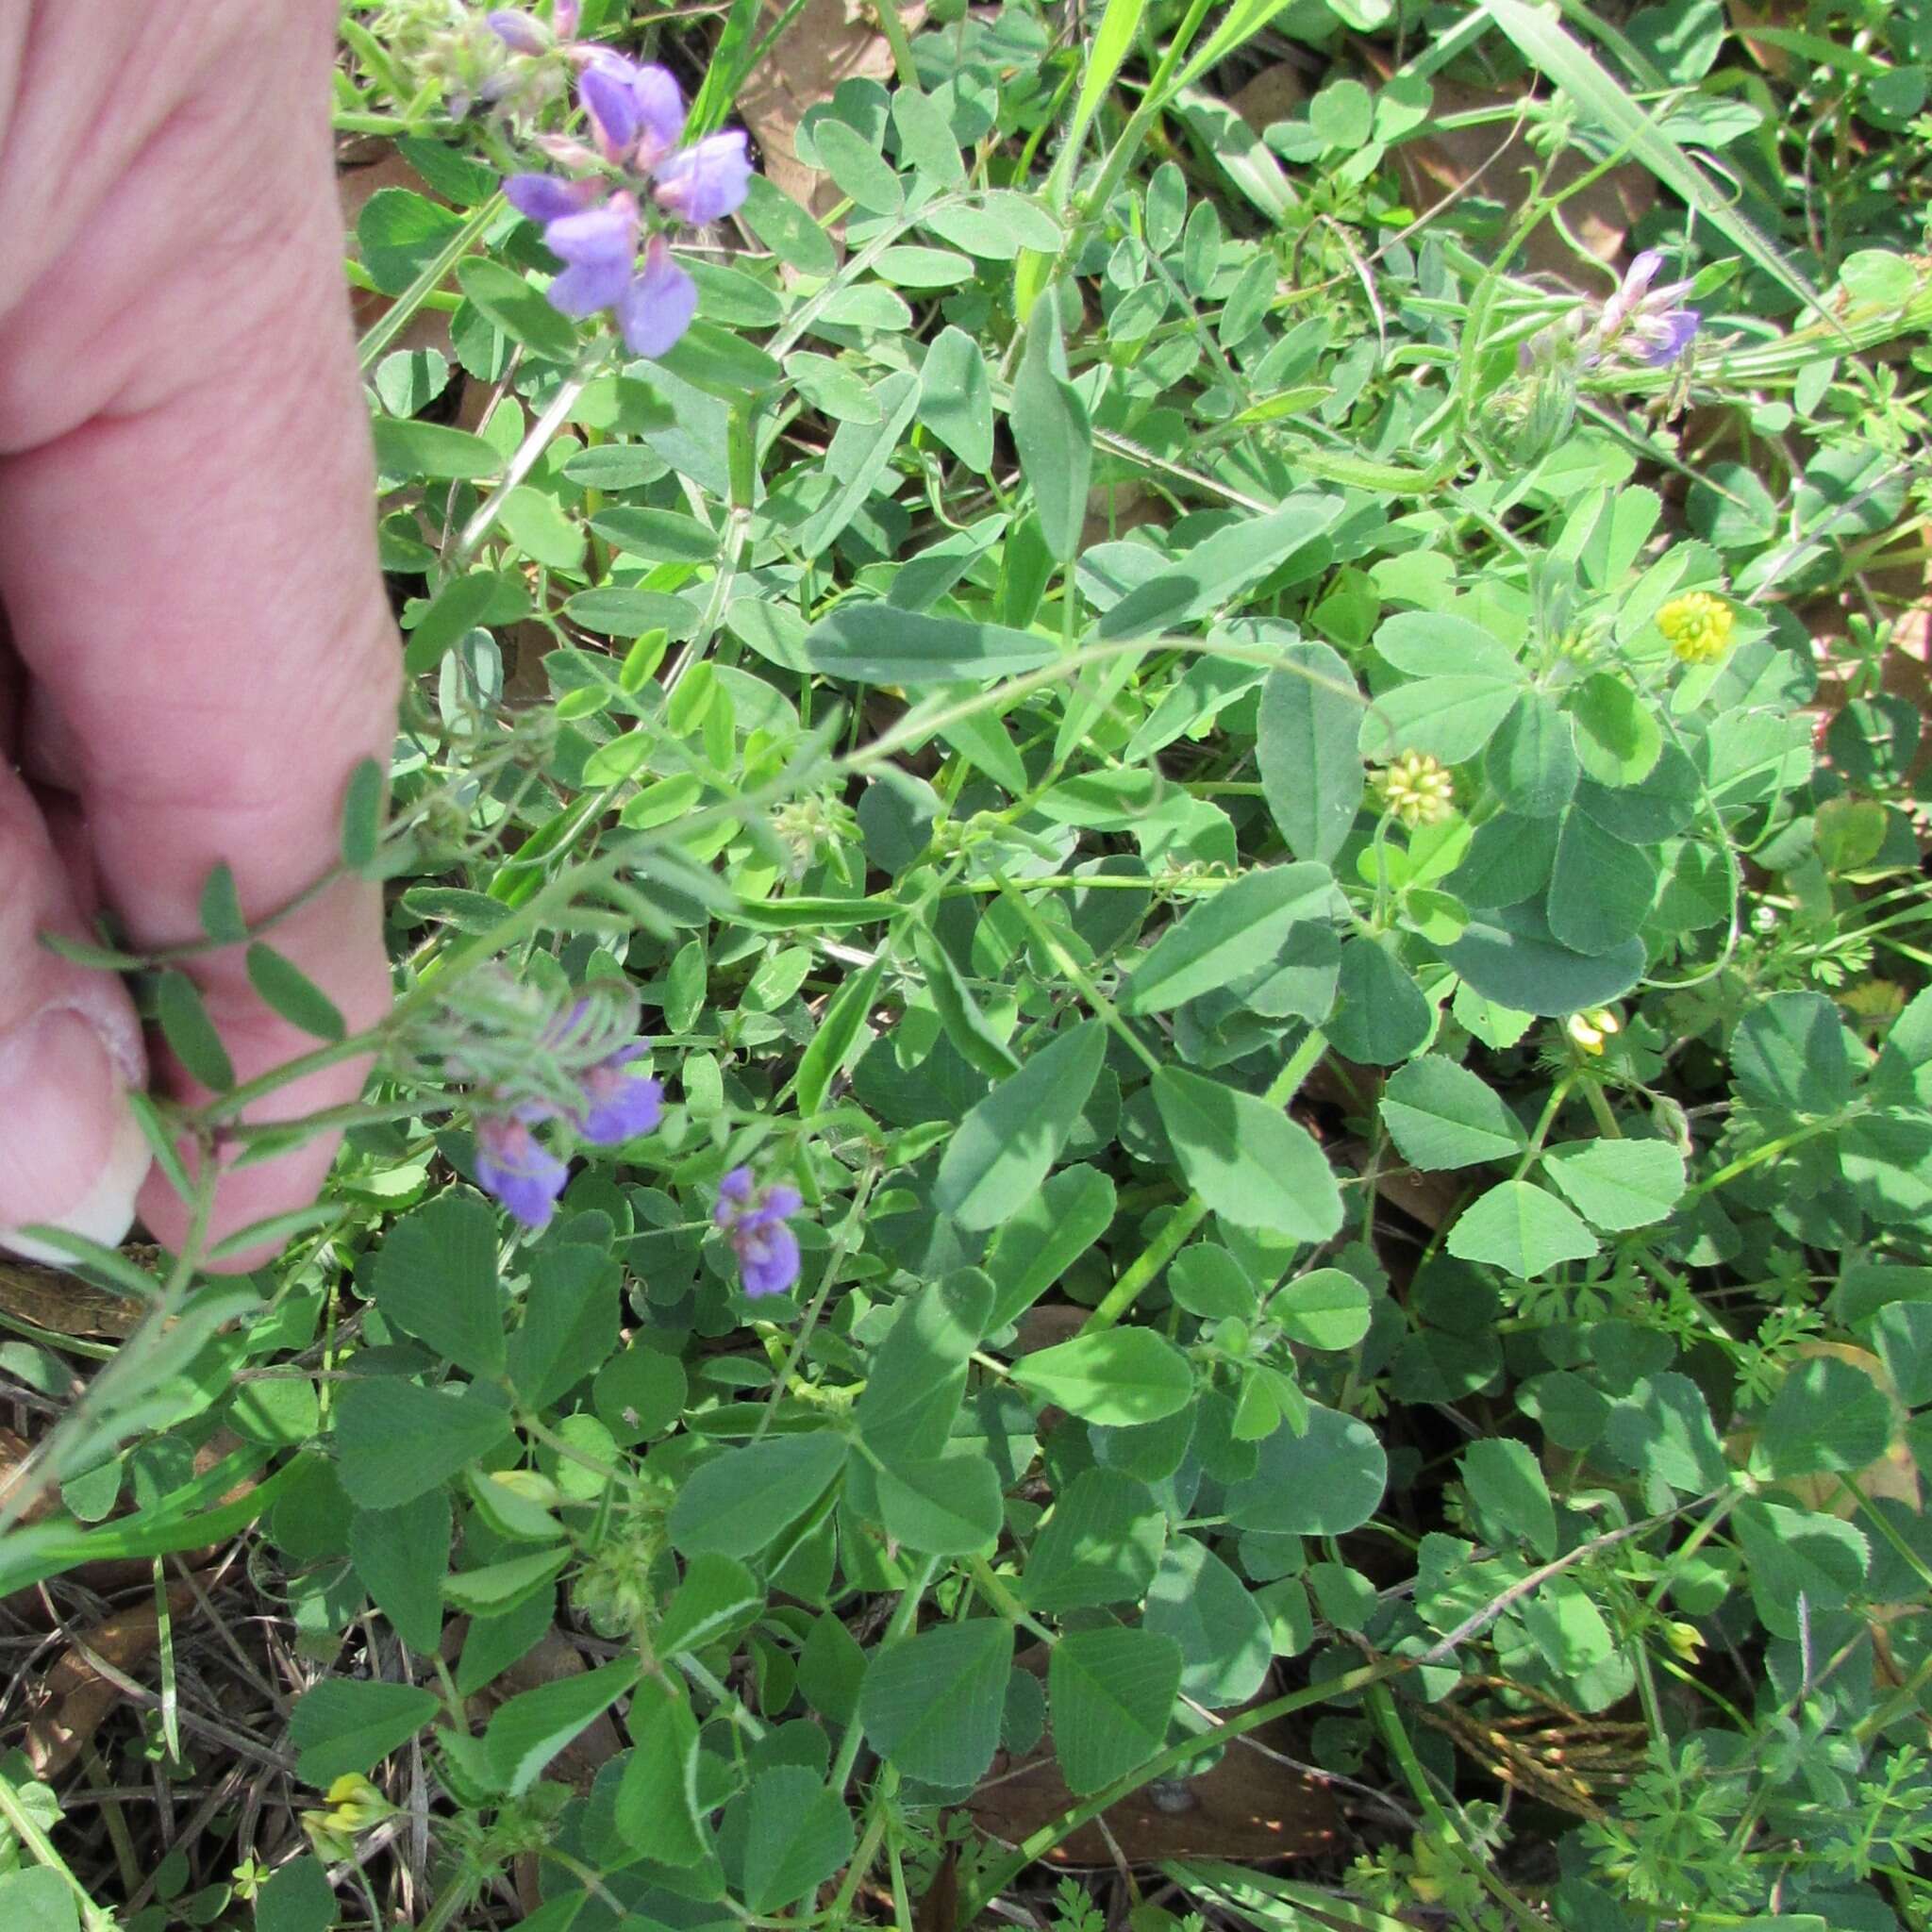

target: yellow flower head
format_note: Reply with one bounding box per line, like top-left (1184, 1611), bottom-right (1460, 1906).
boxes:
top-left (1567, 1008), bottom-right (1621, 1055)
top-left (1657, 591), bottom-right (1733, 665)
top-left (1375, 750), bottom-right (1457, 828)
top-left (1665, 1620), bottom-right (1705, 1662)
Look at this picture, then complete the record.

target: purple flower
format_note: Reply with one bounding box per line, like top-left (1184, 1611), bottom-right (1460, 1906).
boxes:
top-left (715, 1166), bottom-right (805, 1298)
top-left (475, 1115), bottom-right (570, 1230)
top-left (541, 193), bottom-right (641, 317)
top-left (617, 238), bottom-right (698, 356)
top-left (579, 54), bottom-right (689, 169)
top-left (651, 130), bottom-right (752, 226)
top-left (1633, 304), bottom-right (1700, 366)
top-left (1589, 247), bottom-right (1699, 370)
top-left (496, 49), bottom-right (751, 360)
top-left (486, 8), bottom-right (552, 56)
top-left (574, 1050), bottom-right (664, 1144)
top-left (503, 171), bottom-right (599, 225)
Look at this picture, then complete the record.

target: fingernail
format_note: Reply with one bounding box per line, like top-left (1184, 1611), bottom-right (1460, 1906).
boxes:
top-left (0, 1005), bottom-right (150, 1263)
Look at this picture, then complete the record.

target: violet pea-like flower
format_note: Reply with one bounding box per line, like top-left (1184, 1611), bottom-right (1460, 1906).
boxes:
top-left (651, 130), bottom-right (753, 226)
top-left (572, 1048), bottom-right (664, 1145)
top-left (715, 1166), bottom-right (805, 1298)
top-left (475, 1115), bottom-right (571, 1231)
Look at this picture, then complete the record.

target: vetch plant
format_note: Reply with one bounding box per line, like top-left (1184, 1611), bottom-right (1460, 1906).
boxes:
top-left (8, 3), bottom-right (1932, 1929)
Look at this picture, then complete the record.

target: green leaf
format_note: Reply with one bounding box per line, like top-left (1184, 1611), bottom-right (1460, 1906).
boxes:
top-left (1328, 936), bottom-right (1432, 1065)
top-left (454, 255), bottom-right (579, 361)
top-left (1269, 1269), bottom-right (1372, 1350)
top-left (401, 571), bottom-right (507, 677)
top-left (1757, 1357), bottom-right (1893, 1478)
top-left (668, 1433), bottom-right (847, 1557)
top-left (1734, 1498), bottom-right (1867, 1641)
top-left (855, 1269), bottom-right (993, 1461)
top-left (1010, 297), bottom-right (1091, 563)
top-left (1603, 1374), bottom-right (1729, 1496)
top-left (985, 1166), bottom-right (1118, 1331)
top-left (934, 1022), bottom-right (1108, 1230)
top-left (1485, 691), bottom-right (1579, 817)
top-left (1443, 903), bottom-right (1646, 1016)
top-left (1872, 1301), bottom-right (1932, 1409)
top-left (368, 1191), bottom-right (506, 1380)
top-left (253, 1855), bottom-right (335, 1932)
top-left (289, 1678), bottom-right (440, 1785)
top-left (1568, 672), bottom-right (1661, 787)
top-left (245, 943), bottom-right (347, 1042)
top-left (370, 417), bottom-right (502, 481)
top-left (1546, 809), bottom-right (1656, 955)
top-left (1358, 675), bottom-right (1519, 765)
top-left (919, 325), bottom-right (994, 473)
top-left (198, 861), bottom-right (246, 944)
top-left (333, 1379), bottom-right (513, 1509)
top-left (1446, 1179), bottom-right (1599, 1278)
top-left (484, 1657), bottom-right (640, 1796)
top-left (739, 1767), bottom-right (855, 1914)
top-left (358, 187), bottom-right (464, 295)
top-left (804, 604), bottom-right (1057, 687)
top-left (507, 1243), bottom-right (620, 1410)
top-left (875, 1452), bottom-right (1006, 1555)
top-left (351, 1490), bottom-right (451, 1654)
top-left (1049, 1626), bottom-right (1183, 1794)
top-left (655, 1552), bottom-right (765, 1655)
top-left (1098, 494), bottom-right (1341, 641)
top-left (1374, 610), bottom-right (1520, 681)
top-left (916, 927), bottom-right (1022, 1079)
top-left (797, 373), bottom-right (922, 558)
top-left (341, 758), bottom-right (384, 873)
top-left (1024, 1467), bottom-right (1168, 1611)
top-left (860, 1619), bottom-right (1013, 1786)
top-left (1731, 991), bottom-right (1857, 1115)
top-left (740, 173), bottom-right (837, 275)
top-left (1124, 863), bottom-right (1337, 1015)
top-left (1224, 1403), bottom-right (1388, 1536)
top-left (612, 1674), bottom-right (707, 1866)
top-left (1460, 1437), bottom-right (1557, 1560)
top-left (1144, 1537), bottom-right (1272, 1707)
top-left (441, 1547), bottom-right (571, 1616)
top-left (1169, 1244), bottom-right (1259, 1322)
top-left (811, 117), bottom-right (903, 212)
top-left (1011, 1329), bottom-right (1195, 1425)
top-left (1153, 1065), bottom-right (1343, 1242)
top-left (1541, 1140), bottom-right (1686, 1230)
top-left (1447, 810), bottom-right (1558, 909)
top-left (593, 1343), bottom-right (688, 1446)
top-left (1380, 1056), bottom-right (1526, 1169)
top-left (156, 970), bottom-right (234, 1091)
top-left (1258, 643), bottom-right (1365, 863)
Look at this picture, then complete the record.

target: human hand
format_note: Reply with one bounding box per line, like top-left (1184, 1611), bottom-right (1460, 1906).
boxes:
top-left (0, 3), bottom-right (399, 1266)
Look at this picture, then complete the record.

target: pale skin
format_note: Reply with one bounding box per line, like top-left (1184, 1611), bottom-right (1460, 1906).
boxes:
top-left (0, 4), bottom-right (399, 1266)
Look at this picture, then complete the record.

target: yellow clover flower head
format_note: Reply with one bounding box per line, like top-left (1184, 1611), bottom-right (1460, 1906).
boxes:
top-left (300, 1774), bottom-right (394, 1859)
top-left (1375, 750), bottom-right (1457, 828)
top-left (1657, 591), bottom-right (1733, 665)
top-left (1567, 1008), bottom-right (1621, 1056)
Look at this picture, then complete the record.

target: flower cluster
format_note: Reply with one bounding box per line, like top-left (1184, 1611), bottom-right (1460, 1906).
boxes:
top-left (472, 997), bottom-right (664, 1229)
top-left (715, 1167), bottom-right (804, 1297)
top-left (1657, 591), bottom-right (1734, 665)
top-left (499, 37), bottom-right (753, 358)
top-left (1568, 1008), bottom-right (1621, 1056)
top-left (1520, 249), bottom-right (1701, 379)
top-left (1375, 750), bottom-right (1457, 828)
top-left (425, 972), bottom-right (807, 1300)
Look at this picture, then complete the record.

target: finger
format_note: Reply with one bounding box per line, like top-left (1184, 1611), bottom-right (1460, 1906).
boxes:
top-left (0, 6), bottom-right (400, 1264)
top-left (0, 756), bottom-right (150, 1263)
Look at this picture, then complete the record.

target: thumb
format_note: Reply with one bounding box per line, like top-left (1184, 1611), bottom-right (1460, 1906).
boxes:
top-left (0, 768), bottom-right (149, 1261)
